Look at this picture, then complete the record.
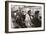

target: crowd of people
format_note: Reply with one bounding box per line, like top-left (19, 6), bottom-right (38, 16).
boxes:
top-left (11, 9), bottom-right (41, 28)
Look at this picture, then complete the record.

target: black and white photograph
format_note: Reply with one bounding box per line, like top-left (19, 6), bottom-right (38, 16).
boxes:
top-left (11, 5), bottom-right (42, 28)
top-left (5, 1), bottom-right (45, 32)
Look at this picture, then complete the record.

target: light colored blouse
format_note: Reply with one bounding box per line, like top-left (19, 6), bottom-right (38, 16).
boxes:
top-left (25, 14), bottom-right (31, 27)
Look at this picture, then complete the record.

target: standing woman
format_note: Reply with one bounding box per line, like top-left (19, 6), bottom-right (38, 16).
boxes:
top-left (25, 10), bottom-right (33, 28)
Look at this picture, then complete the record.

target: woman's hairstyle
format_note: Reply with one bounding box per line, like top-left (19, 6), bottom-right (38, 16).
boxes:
top-left (28, 10), bottom-right (31, 13)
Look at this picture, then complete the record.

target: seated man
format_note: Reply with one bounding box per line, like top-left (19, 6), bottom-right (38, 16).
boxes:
top-left (31, 11), bottom-right (41, 27)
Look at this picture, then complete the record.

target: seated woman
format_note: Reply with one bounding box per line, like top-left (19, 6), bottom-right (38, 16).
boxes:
top-left (16, 11), bottom-right (27, 28)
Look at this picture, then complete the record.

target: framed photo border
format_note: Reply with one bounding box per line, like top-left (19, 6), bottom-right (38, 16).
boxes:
top-left (5, 1), bottom-right (45, 33)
